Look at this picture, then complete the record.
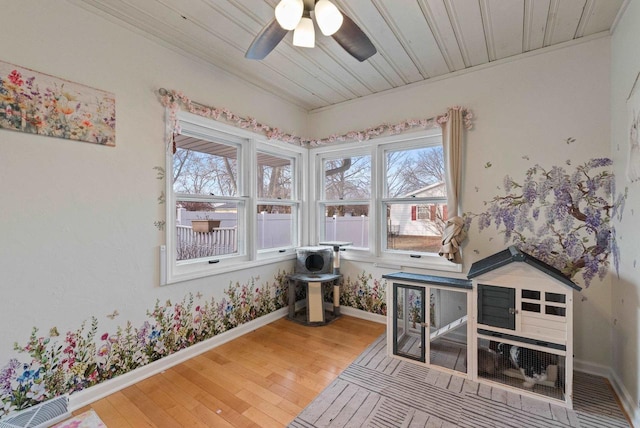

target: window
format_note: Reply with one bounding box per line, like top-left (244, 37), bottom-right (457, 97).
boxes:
top-left (415, 205), bottom-right (428, 220)
top-left (173, 132), bottom-right (242, 263)
top-left (318, 154), bottom-right (371, 248)
top-left (545, 292), bottom-right (565, 303)
top-left (522, 290), bottom-right (541, 300)
top-left (522, 302), bottom-right (541, 312)
top-left (520, 289), bottom-right (567, 318)
top-left (383, 143), bottom-right (447, 256)
top-left (256, 151), bottom-right (299, 251)
top-left (310, 130), bottom-right (460, 272)
top-left (164, 111), bottom-right (303, 283)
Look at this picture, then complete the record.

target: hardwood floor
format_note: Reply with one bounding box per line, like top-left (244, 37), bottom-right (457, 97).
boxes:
top-left (74, 316), bottom-right (385, 427)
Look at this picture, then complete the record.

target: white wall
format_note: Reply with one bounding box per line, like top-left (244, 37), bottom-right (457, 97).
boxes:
top-left (311, 37), bottom-right (614, 367)
top-left (611, 0), bottom-right (640, 423)
top-left (0, 0), bottom-right (629, 411)
top-left (0, 1), bottom-right (306, 360)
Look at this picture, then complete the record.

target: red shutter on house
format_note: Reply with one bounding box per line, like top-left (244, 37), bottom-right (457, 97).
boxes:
top-left (430, 205), bottom-right (436, 220)
top-left (443, 205), bottom-right (449, 220)
top-left (411, 205), bottom-right (417, 221)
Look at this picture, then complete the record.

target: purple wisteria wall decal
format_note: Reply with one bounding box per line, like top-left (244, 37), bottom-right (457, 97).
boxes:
top-left (0, 273), bottom-right (288, 416)
top-left (0, 61), bottom-right (115, 146)
top-left (627, 71), bottom-right (640, 182)
top-left (465, 157), bottom-right (627, 287)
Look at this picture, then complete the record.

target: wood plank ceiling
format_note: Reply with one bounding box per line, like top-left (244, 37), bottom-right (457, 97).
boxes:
top-left (74, 0), bottom-right (625, 111)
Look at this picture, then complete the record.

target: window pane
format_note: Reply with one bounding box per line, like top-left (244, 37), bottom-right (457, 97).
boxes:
top-left (545, 292), bottom-right (566, 303)
top-left (257, 152), bottom-right (292, 199)
top-left (175, 201), bottom-right (238, 261)
top-left (522, 290), bottom-right (541, 300)
top-left (173, 136), bottom-right (238, 196)
top-left (386, 202), bottom-right (446, 253)
top-left (545, 306), bottom-right (566, 317)
top-left (522, 302), bottom-right (541, 312)
top-left (257, 205), bottom-right (292, 250)
top-left (386, 146), bottom-right (446, 198)
top-left (324, 155), bottom-right (371, 199)
top-left (323, 205), bottom-right (369, 248)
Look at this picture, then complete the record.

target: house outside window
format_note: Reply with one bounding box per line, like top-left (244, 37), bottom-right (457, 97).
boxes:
top-left (384, 144), bottom-right (448, 256)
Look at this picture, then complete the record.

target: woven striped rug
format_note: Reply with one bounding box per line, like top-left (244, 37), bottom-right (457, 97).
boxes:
top-left (289, 335), bottom-right (629, 428)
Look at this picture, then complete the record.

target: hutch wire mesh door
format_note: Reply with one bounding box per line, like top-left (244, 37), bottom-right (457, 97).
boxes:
top-left (391, 276), bottom-right (470, 375)
top-left (393, 283), bottom-right (425, 362)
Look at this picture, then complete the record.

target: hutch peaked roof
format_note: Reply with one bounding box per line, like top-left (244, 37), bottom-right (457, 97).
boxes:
top-left (467, 246), bottom-right (582, 292)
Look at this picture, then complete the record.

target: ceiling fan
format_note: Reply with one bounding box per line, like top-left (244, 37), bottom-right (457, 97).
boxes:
top-left (245, 0), bottom-right (377, 62)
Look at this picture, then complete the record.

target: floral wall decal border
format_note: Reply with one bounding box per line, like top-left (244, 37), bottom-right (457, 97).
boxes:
top-left (465, 156), bottom-right (627, 287)
top-left (157, 88), bottom-right (473, 147)
top-left (340, 272), bottom-right (387, 315)
top-left (0, 60), bottom-right (115, 146)
top-left (0, 269), bottom-right (390, 416)
top-left (0, 272), bottom-right (288, 416)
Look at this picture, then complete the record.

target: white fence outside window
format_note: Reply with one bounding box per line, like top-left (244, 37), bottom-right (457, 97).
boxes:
top-left (175, 210), bottom-right (369, 258)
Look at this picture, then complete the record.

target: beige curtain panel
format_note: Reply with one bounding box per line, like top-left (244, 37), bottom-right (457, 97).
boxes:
top-left (439, 108), bottom-right (466, 264)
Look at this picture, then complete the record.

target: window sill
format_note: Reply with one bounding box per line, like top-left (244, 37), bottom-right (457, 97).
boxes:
top-left (163, 252), bottom-right (296, 285)
top-left (339, 251), bottom-right (464, 274)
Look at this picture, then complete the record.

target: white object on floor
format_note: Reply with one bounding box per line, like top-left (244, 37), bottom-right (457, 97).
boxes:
top-left (51, 409), bottom-right (106, 428)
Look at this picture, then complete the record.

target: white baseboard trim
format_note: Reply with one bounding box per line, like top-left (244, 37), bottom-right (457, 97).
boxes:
top-left (573, 358), bottom-right (612, 378)
top-left (340, 306), bottom-right (386, 324)
top-left (68, 307), bottom-right (288, 411)
top-left (574, 358), bottom-right (637, 427)
top-left (609, 370), bottom-right (639, 428)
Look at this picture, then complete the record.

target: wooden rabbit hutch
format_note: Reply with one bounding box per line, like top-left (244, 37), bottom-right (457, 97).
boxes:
top-left (469, 246), bottom-right (580, 407)
top-left (385, 246), bottom-right (580, 408)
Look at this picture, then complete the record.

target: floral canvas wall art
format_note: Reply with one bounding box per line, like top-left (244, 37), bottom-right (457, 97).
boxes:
top-left (0, 61), bottom-right (115, 146)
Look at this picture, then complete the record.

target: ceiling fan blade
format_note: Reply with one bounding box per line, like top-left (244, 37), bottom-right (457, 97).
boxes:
top-left (245, 19), bottom-right (288, 60)
top-left (331, 14), bottom-right (376, 62)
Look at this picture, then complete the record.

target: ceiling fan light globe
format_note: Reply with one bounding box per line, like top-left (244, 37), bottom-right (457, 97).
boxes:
top-left (315, 0), bottom-right (343, 36)
top-left (275, 0), bottom-right (303, 30)
top-left (293, 17), bottom-right (315, 48)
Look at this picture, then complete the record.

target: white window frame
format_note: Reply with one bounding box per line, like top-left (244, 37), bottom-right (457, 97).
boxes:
top-left (255, 147), bottom-right (301, 255)
top-left (380, 137), bottom-right (449, 259)
top-left (310, 129), bottom-right (462, 273)
top-left (163, 111), bottom-right (305, 284)
top-left (315, 146), bottom-right (373, 252)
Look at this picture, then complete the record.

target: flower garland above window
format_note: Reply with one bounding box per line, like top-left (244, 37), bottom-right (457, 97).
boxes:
top-left (158, 88), bottom-right (473, 147)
